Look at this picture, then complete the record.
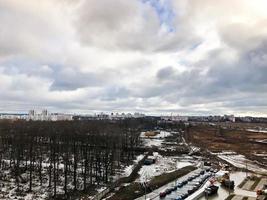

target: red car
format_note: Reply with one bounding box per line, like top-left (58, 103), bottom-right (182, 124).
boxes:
top-left (159, 191), bottom-right (167, 198)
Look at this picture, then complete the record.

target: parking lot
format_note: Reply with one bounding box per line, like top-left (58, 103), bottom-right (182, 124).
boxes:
top-left (136, 167), bottom-right (214, 200)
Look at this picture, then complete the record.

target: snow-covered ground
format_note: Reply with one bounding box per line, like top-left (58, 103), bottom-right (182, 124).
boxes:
top-left (136, 153), bottom-right (196, 183)
top-left (122, 154), bottom-right (145, 177)
top-left (217, 153), bottom-right (267, 175)
top-left (140, 130), bottom-right (172, 139)
top-left (142, 138), bottom-right (165, 147)
top-left (255, 139), bottom-right (267, 144)
top-left (0, 169), bottom-right (52, 200)
top-left (141, 130), bottom-right (174, 148)
top-left (0, 157), bottom-right (125, 200)
top-left (247, 128), bottom-right (267, 133)
top-left (176, 161), bottom-right (193, 169)
top-left (210, 151), bottom-right (237, 155)
top-left (96, 187), bottom-right (107, 193)
top-left (254, 153), bottom-right (267, 157)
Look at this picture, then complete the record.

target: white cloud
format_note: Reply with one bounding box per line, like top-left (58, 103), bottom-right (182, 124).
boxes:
top-left (0, 0), bottom-right (267, 116)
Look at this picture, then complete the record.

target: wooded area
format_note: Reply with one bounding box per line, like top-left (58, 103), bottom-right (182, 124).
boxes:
top-left (0, 119), bottom-right (155, 198)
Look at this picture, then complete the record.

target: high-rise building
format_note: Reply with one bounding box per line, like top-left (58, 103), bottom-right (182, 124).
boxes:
top-left (42, 109), bottom-right (48, 116)
top-left (29, 110), bottom-right (35, 116)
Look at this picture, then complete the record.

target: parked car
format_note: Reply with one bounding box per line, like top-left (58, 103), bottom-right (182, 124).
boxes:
top-left (221, 179), bottom-right (235, 189)
top-left (144, 158), bottom-right (155, 165)
top-left (182, 193), bottom-right (189, 198)
top-left (171, 186), bottom-right (177, 191)
top-left (159, 191), bottom-right (167, 198)
top-left (165, 188), bottom-right (172, 194)
top-left (175, 196), bottom-right (183, 200)
top-left (187, 176), bottom-right (194, 181)
top-left (204, 185), bottom-right (219, 196)
top-left (176, 182), bottom-right (183, 188)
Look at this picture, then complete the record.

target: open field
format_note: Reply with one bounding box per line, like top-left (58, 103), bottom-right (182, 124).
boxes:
top-left (186, 123), bottom-right (267, 167)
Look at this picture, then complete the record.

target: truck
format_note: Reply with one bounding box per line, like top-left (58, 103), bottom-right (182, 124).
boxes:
top-left (205, 185), bottom-right (219, 196)
top-left (221, 179), bottom-right (235, 190)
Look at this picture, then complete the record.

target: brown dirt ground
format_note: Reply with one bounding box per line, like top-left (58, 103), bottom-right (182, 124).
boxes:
top-left (186, 123), bottom-right (267, 166)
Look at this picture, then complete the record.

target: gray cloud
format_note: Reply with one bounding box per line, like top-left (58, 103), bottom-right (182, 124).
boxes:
top-left (0, 0), bottom-right (267, 116)
top-left (74, 0), bottom-right (200, 52)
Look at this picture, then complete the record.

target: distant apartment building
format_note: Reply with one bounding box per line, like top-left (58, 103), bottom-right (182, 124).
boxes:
top-left (0, 113), bottom-right (27, 120)
top-left (73, 112), bottom-right (145, 120)
top-left (28, 109), bottom-right (73, 121)
top-left (223, 115), bottom-right (235, 122)
top-left (109, 112), bottom-right (145, 120)
top-left (50, 113), bottom-right (73, 121)
top-left (29, 110), bottom-right (35, 116)
top-left (161, 115), bottom-right (189, 122)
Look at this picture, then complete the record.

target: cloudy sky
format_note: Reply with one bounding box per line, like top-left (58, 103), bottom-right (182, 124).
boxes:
top-left (1, 0), bottom-right (267, 116)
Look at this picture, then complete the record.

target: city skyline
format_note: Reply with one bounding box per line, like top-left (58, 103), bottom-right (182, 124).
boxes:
top-left (0, 109), bottom-right (265, 120)
top-left (1, 0), bottom-right (267, 116)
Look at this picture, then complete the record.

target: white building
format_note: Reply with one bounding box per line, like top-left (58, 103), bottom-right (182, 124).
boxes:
top-left (50, 113), bottom-right (73, 121)
top-left (109, 112), bottom-right (145, 120)
top-left (27, 110), bottom-right (73, 121)
top-left (224, 115), bottom-right (235, 122)
top-left (161, 115), bottom-right (188, 122)
top-left (0, 114), bottom-right (27, 120)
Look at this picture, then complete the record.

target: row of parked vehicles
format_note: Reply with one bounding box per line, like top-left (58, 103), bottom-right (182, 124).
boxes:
top-left (159, 168), bottom-right (214, 199)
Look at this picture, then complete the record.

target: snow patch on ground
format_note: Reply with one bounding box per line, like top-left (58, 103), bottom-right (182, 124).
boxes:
top-left (210, 151), bottom-right (237, 155)
top-left (96, 187), bottom-right (107, 193)
top-left (122, 154), bottom-right (145, 177)
top-left (142, 139), bottom-right (163, 147)
top-left (137, 154), bottom-right (176, 182)
top-left (140, 130), bottom-right (172, 139)
top-left (218, 153), bottom-right (267, 175)
top-left (141, 130), bottom-right (173, 147)
top-left (176, 161), bottom-right (193, 169)
top-left (123, 165), bottom-right (134, 177)
top-left (254, 153), bottom-right (267, 157)
top-left (247, 128), bottom-right (267, 133)
top-left (136, 153), bottom-right (196, 183)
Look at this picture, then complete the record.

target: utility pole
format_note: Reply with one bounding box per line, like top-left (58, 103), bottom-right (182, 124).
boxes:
top-left (142, 170), bottom-right (148, 200)
top-left (145, 182), bottom-right (146, 200)
top-left (229, 172), bottom-right (231, 195)
top-left (246, 160), bottom-right (248, 178)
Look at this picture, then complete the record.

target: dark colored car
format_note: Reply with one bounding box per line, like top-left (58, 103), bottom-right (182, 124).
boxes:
top-left (188, 188), bottom-right (194, 194)
top-left (176, 182), bottom-right (183, 188)
top-left (165, 188), bottom-right (172, 194)
top-left (222, 179), bottom-right (235, 190)
top-left (171, 186), bottom-right (177, 191)
top-left (187, 176), bottom-right (194, 181)
top-left (182, 193), bottom-right (189, 198)
top-left (205, 185), bottom-right (219, 196)
top-left (159, 191), bottom-right (167, 198)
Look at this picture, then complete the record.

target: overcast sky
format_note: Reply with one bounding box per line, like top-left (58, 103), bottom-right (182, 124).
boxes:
top-left (0, 0), bottom-right (267, 116)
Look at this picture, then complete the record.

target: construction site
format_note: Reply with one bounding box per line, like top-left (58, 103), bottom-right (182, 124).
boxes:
top-left (183, 122), bottom-right (267, 200)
